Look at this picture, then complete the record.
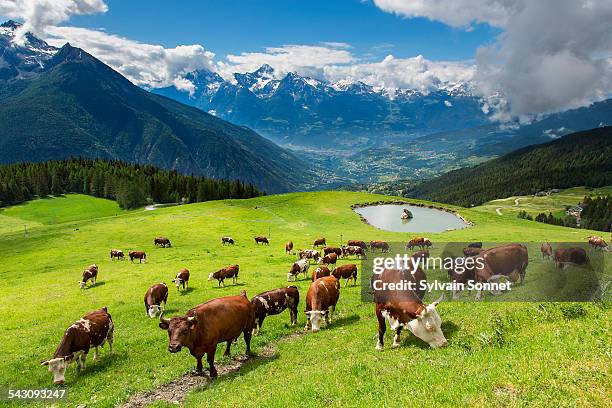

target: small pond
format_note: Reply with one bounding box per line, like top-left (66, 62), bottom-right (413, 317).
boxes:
top-left (354, 204), bottom-right (469, 233)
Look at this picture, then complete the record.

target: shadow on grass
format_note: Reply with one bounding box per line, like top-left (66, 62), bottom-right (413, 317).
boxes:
top-left (203, 352), bottom-right (279, 391)
top-left (177, 287), bottom-right (196, 295)
top-left (211, 283), bottom-right (246, 290)
top-left (84, 281), bottom-right (106, 290)
top-left (329, 314), bottom-right (360, 328)
top-left (69, 349), bottom-right (122, 384)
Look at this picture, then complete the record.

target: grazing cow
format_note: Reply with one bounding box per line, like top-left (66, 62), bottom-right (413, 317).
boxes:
top-left (554, 247), bottom-right (589, 269)
top-left (311, 266), bottom-right (331, 281)
top-left (129, 251), bottom-right (147, 263)
top-left (144, 283), bottom-right (169, 318)
top-left (79, 264), bottom-right (98, 289)
top-left (370, 240), bottom-right (390, 252)
top-left (304, 276), bottom-right (340, 332)
top-left (319, 253), bottom-right (337, 266)
top-left (313, 237), bottom-right (326, 248)
top-left (332, 264), bottom-right (358, 287)
top-left (208, 265), bottom-right (239, 287)
top-left (447, 257), bottom-right (477, 299)
top-left (323, 246), bottom-right (342, 257)
top-left (299, 249), bottom-right (320, 261)
top-left (154, 237), bottom-right (172, 248)
top-left (372, 266), bottom-right (447, 350)
top-left (406, 237), bottom-right (432, 251)
top-left (541, 242), bottom-right (553, 260)
top-left (254, 236), bottom-right (269, 245)
top-left (288, 258), bottom-right (310, 281)
top-left (468, 242), bottom-right (483, 249)
top-left (41, 307), bottom-right (114, 384)
top-left (173, 268), bottom-right (190, 291)
top-left (110, 249), bottom-right (124, 261)
top-left (342, 245), bottom-right (366, 259)
top-left (285, 241), bottom-right (294, 254)
top-left (347, 240), bottom-right (367, 250)
top-left (159, 291), bottom-right (255, 378)
top-left (221, 236), bottom-right (235, 245)
top-left (588, 236), bottom-right (609, 251)
top-left (251, 286), bottom-right (299, 334)
top-left (474, 244), bottom-right (529, 300)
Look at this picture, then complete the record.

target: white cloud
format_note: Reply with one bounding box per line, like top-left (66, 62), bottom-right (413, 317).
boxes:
top-left (371, 0), bottom-right (612, 118)
top-left (218, 44), bottom-right (355, 80)
top-left (323, 54), bottom-right (475, 91)
top-left (46, 26), bottom-right (215, 89)
top-left (0, 0), bottom-right (107, 41)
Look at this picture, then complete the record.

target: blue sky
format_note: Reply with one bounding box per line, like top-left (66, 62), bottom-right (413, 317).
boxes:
top-left (62, 0), bottom-right (498, 62)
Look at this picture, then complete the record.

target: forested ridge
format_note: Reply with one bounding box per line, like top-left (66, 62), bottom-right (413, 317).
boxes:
top-left (0, 159), bottom-right (262, 209)
top-left (407, 127), bottom-right (612, 206)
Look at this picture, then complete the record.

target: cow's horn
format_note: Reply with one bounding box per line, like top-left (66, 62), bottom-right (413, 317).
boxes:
top-left (187, 315), bottom-right (198, 323)
top-left (432, 293), bottom-right (445, 306)
top-left (40, 360), bottom-right (49, 366)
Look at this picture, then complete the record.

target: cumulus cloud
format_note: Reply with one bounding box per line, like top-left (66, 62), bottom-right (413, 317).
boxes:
top-left (323, 54), bottom-right (474, 91)
top-left (46, 26), bottom-right (215, 89)
top-left (371, 0), bottom-right (612, 118)
top-left (218, 44), bottom-right (355, 80)
top-left (0, 0), bottom-right (107, 41)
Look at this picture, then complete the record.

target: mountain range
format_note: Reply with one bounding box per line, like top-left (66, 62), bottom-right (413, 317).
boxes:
top-left (154, 64), bottom-right (491, 148)
top-left (0, 21), bottom-right (315, 193)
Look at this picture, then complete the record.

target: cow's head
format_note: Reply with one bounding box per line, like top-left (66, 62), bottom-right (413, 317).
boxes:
top-left (207, 272), bottom-right (214, 281)
top-left (159, 314), bottom-right (197, 352)
top-left (174, 277), bottom-right (183, 289)
top-left (78, 277), bottom-right (87, 289)
top-left (148, 304), bottom-right (161, 318)
top-left (406, 296), bottom-right (448, 348)
top-left (41, 354), bottom-right (75, 384)
top-left (305, 310), bottom-right (328, 332)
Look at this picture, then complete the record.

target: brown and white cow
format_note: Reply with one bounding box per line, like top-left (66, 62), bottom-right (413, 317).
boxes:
top-left (129, 251), bottom-right (147, 263)
top-left (311, 266), bottom-right (331, 281)
top-left (173, 268), bottom-right (190, 291)
top-left (144, 283), bottom-right (169, 318)
top-left (319, 253), bottom-right (337, 266)
top-left (370, 240), bottom-right (390, 252)
top-left (554, 247), bottom-right (589, 269)
top-left (154, 236), bottom-right (172, 248)
top-left (221, 236), bottom-right (235, 245)
top-left (299, 249), bottom-right (320, 261)
top-left (372, 266), bottom-right (447, 350)
top-left (304, 276), bottom-right (340, 332)
top-left (159, 291), bottom-right (255, 378)
top-left (110, 249), bottom-right (124, 261)
top-left (323, 246), bottom-right (342, 257)
top-left (313, 237), bottom-right (326, 248)
top-left (473, 244), bottom-right (528, 300)
top-left (79, 264), bottom-right (98, 289)
top-left (254, 236), bottom-right (269, 245)
top-left (406, 237), bottom-right (432, 251)
top-left (446, 257), bottom-right (476, 300)
top-left (251, 286), bottom-right (299, 334)
top-left (285, 241), bottom-right (294, 254)
top-left (41, 307), bottom-right (114, 384)
top-left (332, 264), bottom-right (358, 287)
top-left (208, 265), bottom-right (239, 287)
top-left (288, 258), bottom-right (310, 281)
top-left (342, 245), bottom-right (366, 259)
top-left (588, 236), bottom-right (609, 251)
top-left (541, 242), bottom-right (553, 260)
top-left (347, 240), bottom-right (367, 250)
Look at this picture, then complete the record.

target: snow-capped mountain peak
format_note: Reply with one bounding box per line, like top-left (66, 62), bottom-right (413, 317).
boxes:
top-left (0, 20), bottom-right (58, 78)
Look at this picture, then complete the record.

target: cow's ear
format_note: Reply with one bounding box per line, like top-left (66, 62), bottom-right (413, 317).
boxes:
top-left (64, 354), bottom-right (75, 362)
top-left (40, 360), bottom-right (50, 366)
top-left (159, 322), bottom-right (169, 330)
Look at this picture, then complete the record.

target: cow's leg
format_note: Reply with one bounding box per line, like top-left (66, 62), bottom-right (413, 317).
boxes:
top-left (93, 346), bottom-right (99, 361)
top-left (392, 327), bottom-right (402, 348)
top-left (289, 307), bottom-right (297, 326)
top-left (224, 341), bottom-right (231, 357)
top-left (206, 349), bottom-right (217, 378)
top-left (376, 307), bottom-right (385, 351)
top-left (244, 328), bottom-right (253, 355)
top-left (79, 353), bottom-right (87, 371)
top-left (328, 305), bottom-right (335, 323)
top-left (344, 278), bottom-right (348, 287)
top-left (304, 316), bottom-right (311, 332)
top-left (195, 355), bottom-right (204, 375)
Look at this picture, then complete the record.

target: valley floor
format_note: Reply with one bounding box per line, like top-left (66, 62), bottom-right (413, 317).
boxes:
top-left (0, 192), bottom-right (609, 407)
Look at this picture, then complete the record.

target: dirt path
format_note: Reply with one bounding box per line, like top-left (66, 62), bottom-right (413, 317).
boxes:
top-left (120, 332), bottom-right (303, 407)
top-left (514, 198), bottom-right (521, 206)
top-left (495, 207), bottom-right (503, 215)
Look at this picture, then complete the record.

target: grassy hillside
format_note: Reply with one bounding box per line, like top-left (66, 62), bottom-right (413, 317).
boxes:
top-left (407, 127), bottom-right (612, 206)
top-left (0, 192), bottom-right (609, 407)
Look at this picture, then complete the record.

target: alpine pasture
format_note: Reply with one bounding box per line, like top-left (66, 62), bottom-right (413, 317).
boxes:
top-left (0, 192), bottom-right (609, 407)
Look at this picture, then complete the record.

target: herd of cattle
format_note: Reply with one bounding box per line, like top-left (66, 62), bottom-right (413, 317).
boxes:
top-left (42, 234), bottom-right (609, 385)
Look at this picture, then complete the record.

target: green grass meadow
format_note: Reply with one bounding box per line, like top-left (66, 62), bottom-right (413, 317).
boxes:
top-left (0, 193), bottom-right (609, 407)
